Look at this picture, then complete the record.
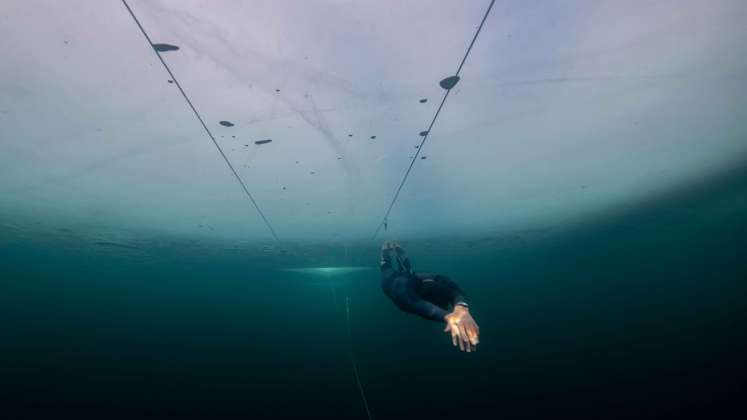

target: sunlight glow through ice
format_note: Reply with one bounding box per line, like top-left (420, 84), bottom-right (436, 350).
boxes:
top-left (1, 0), bottom-right (746, 246)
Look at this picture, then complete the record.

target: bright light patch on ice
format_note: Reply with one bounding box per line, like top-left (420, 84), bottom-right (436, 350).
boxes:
top-left (281, 267), bottom-right (374, 276)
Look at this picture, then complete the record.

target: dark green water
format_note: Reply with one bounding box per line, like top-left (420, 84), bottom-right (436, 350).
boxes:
top-left (2, 167), bottom-right (746, 419)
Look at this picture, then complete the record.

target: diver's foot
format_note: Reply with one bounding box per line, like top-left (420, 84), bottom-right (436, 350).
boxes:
top-left (381, 241), bottom-right (403, 268)
top-left (381, 241), bottom-right (410, 273)
top-left (381, 240), bottom-right (400, 251)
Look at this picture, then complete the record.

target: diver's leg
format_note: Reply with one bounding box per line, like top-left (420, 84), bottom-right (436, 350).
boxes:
top-left (381, 241), bottom-right (413, 274)
top-left (380, 241), bottom-right (397, 279)
top-left (392, 243), bottom-right (412, 274)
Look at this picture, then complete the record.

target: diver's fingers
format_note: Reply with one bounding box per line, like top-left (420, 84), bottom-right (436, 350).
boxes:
top-left (465, 326), bottom-right (475, 345)
top-left (459, 324), bottom-right (471, 352)
top-left (451, 328), bottom-right (459, 347)
top-left (467, 323), bottom-right (479, 345)
top-left (465, 325), bottom-right (476, 351)
top-left (444, 323), bottom-right (451, 333)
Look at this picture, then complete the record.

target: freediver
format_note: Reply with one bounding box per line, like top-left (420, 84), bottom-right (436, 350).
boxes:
top-left (380, 240), bottom-right (480, 352)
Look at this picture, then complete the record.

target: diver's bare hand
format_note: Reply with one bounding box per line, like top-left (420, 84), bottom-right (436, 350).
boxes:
top-left (444, 305), bottom-right (480, 352)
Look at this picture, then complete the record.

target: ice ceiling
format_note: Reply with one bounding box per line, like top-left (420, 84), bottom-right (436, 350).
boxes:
top-left (1, 0), bottom-right (746, 245)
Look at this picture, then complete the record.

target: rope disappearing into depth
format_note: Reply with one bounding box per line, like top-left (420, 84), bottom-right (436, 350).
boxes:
top-left (120, 0), bottom-right (280, 242)
top-left (346, 295), bottom-right (373, 420)
top-left (328, 279), bottom-right (372, 420)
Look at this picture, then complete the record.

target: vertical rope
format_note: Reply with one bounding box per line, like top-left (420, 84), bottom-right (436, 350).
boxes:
top-left (346, 295), bottom-right (373, 420)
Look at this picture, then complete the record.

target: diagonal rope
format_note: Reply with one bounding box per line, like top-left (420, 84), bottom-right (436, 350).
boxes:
top-left (120, 0), bottom-right (279, 242)
top-left (371, 0), bottom-right (496, 240)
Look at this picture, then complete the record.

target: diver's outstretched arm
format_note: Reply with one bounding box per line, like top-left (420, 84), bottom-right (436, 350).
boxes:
top-left (399, 285), bottom-right (480, 351)
top-left (413, 273), bottom-right (468, 308)
top-left (413, 273), bottom-right (479, 352)
top-left (403, 296), bottom-right (451, 323)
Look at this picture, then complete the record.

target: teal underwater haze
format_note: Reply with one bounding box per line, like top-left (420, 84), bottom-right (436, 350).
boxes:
top-left (1, 164), bottom-right (746, 419)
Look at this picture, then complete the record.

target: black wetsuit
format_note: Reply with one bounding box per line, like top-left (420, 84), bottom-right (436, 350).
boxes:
top-left (380, 246), bottom-right (468, 322)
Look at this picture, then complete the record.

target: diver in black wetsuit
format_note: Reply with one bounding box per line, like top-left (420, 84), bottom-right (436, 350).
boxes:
top-left (380, 241), bottom-right (480, 352)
